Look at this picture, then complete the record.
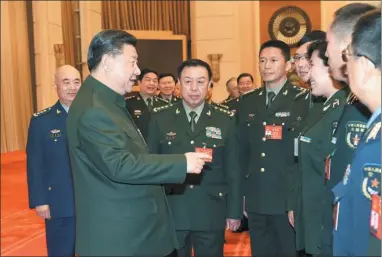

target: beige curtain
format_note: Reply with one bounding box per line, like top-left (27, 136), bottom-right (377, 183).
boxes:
top-left (61, 1), bottom-right (75, 67)
top-left (1, 1), bottom-right (33, 153)
top-left (102, 1), bottom-right (190, 38)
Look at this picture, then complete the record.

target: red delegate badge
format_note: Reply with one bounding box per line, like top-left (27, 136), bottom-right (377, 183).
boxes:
top-left (195, 147), bottom-right (213, 162)
top-left (265, 125), bottom-right (283, 140)
top-left (370, 194), bottom-right (381, 240)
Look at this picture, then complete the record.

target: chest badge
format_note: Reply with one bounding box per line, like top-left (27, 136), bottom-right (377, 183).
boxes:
top-left (50, 129), bottom-right (61, 141)
top-left (206, 127), bottom-right (222, 139)
top-left (166, 132), bottom-right (176, 140)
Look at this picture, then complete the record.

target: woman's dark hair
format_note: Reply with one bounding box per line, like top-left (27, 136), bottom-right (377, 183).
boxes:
top-left (307, 40), bottom-right (329, 66)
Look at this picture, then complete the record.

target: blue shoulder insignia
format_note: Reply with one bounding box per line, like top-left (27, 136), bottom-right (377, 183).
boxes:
top-left (33, 107), bottom-right (52, 117)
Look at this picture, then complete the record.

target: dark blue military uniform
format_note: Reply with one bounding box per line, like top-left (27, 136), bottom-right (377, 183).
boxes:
top-left (332, 109), bottom-right (381, 256)
top-left (26, 101), bottom-right (75, 256)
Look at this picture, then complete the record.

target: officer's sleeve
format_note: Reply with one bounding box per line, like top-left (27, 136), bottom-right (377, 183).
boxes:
top-left (26, 117), bottom-right (47, 208)
top-left (78, 108), bottom-right (187, 185)
top-left (147, 114), bottom-right (160, 154)
top-left (286, 163), bottom-right (299, 211)
top-left (224, 119), bottom-right (243, 219)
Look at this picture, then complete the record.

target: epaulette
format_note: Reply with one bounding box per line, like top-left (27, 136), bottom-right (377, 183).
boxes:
top-left (125, 95), bottom-right (137, 100)
top-left (212, 102), bottom-right (229, 109)
top-left (155, 97), bottom-right (169, 104)
top-left (153, 104), bottom-right (174, 113)
top-left (294, 88), bottom-right (310, 100)
top-left (222, 97), bottom-right (239, 104)
top-left (33, 107), bottom-right (52, 117)
top-left (212, 105), bottom-right (235, 117)
top-left (242, 88), bottom-right (258, 97)
top-left (347, 92), bottom-right (358, 104)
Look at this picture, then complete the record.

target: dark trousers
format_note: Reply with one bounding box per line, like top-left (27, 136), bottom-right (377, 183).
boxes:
top-left (45, 217), bottom-right (75, 257)
top-left (248, 212), bottom-right (297, 257)
top-left (176, 230), bottom-right (225, 257)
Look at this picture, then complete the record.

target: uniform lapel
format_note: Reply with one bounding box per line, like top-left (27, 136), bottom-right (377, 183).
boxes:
top-left (266, 82), bottom-right (292, 114)
top-left (189, 104), bottom-right (212, 139)
top-left (174, 103), bottom-right (192, 138)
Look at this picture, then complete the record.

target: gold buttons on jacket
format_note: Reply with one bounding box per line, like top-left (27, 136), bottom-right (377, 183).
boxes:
top-left (260, 168), bottom-right (265, 172)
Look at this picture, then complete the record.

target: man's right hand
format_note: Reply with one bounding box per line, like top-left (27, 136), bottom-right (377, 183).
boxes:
top-left (185, 152), bottom-right (209, 174)
top-left (35, 205), bottom-right (51, 219)
top-left (288, 210), bottom-right (294, 228)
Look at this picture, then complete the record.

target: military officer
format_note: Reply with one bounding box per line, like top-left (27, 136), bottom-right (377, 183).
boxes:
top-left (239, 40), bottom-right (310, 257)
top-left (291, 41), bottom-right (348, 257)
top-left (220, 77), bottom-right (240, 114)
top-left (332, 9), bottom-right (381, 256)
top-left (26, 65), bottom-right (81, 256)
top-left (148, 59), bottom-right (242, 257)
top-left (158, 73), bottom-right (181, 103)
top-left (66, 30), bottom-right (209, 256)
top-left (125, 68), bottom-right (169, 140)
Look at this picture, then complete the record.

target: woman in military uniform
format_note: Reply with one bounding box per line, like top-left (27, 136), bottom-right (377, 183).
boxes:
top-left (291, 40), bottom-right (349, 257)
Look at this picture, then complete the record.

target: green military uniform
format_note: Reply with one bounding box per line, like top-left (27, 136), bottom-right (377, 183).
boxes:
top-left (125, 93), bottom-right (169, 140)
top-left (66, 75), bottom-right (188, 256)
top-left (220, 97), bottom-right (240, 114)
top-left (326, 91), bottom-right (371, 191)
top-left (294, 88), bottom-right (348, 256)
top-left (238, 81), bottom-right (310, 257)
top-left (148, 101), bottom-right (243, 257)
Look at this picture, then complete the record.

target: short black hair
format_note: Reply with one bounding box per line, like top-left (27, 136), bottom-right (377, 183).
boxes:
top-left (87, 29), bottom-right (137, 72)
top-left (331, 3), bottom-right (377, 39)
top-left (308, 40), bottom-right (329, 67)
top-left (237, 73), bottom-right (254, 84)
top-left (138, 68), bottom-right (158, 81)
top-left (260, 40), bottom-right (291, 61)
top-left (297, 30), bottom-right (326, 47)
top-left (177, 59), bottom-right (213, 81)
top-left (352, 9), bottom-right (381, 69)
top-left (158, 73), bottom-right (176, 82)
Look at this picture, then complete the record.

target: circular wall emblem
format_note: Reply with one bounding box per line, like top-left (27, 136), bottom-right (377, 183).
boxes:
top-left (268, 6), bottom-right (312, 47)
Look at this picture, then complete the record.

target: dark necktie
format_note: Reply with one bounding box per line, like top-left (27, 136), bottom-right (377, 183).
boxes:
top-left (189, 111), bottom-right (197, 132)
top-left (267, 92), bottom-right (276, 109)
top-left (147, 98), bottom-right (153, 112)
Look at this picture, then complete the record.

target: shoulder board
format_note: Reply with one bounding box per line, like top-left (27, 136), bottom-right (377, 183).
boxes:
top-left (222, 97), bottom-right (239, 104)
top-left (155, 97), bottom-right (169, 103)
top-left (347, 92), bottom-right (358, 104)
top-left (125, 95), bottom-right (137, 100)
top-left (212, 105), bottom-right (235, 117)
top-left (33, 107), bottom-right (52, 117)
top-left (153, 104), bottom-right (174, 113)
top-left (241, 88), bottom-right (258, 97)
top-left (212, 102), bottom-right (229, 109)
top-left (294, 88), bottom-right (310, 100)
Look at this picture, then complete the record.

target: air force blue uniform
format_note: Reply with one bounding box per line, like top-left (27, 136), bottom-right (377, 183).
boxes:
top-left (332, 108), bottom-right (381, 256)
top-left (26, 101), bottom-right (75, 256)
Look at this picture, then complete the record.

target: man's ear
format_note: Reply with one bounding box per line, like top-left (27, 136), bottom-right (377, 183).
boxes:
top-left (361, 56), bottom-right (378, 86)
top-left (100, 54), bottom-right (112, 72)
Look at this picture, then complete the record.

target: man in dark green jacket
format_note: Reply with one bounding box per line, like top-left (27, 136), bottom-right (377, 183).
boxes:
top-left (148, 59), bottom-right (242, 257)
top-left (66, 29), bottom-right (209, 257)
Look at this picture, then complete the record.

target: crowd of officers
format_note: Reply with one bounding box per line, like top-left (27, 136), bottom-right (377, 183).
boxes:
top-left (26, 2), bottom-right (380, 257)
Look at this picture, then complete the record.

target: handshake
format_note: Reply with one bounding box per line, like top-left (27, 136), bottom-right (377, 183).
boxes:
top-left (184, 152), bottom-right (212, 174)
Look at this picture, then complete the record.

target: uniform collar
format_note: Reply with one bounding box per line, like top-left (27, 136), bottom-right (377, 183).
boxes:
top-left (367, 106), bottom-right (381, 128)
top-left (86, 75), bottom-right (126, 108)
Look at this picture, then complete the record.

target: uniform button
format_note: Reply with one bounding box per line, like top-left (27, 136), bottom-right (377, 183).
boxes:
top-left (260, 168), bottom-right (265, 172)
top-left (261, 153), bottom-right (265, 157)
top-left (48, 187), bottom-right (52, 191)
top-left (282, 122), bottom-right (285, 126)
top-left (190, 140), bottom-right (194, 144)
top-left (189, 185), bottom-right (194, 189)
top-left (262, 137), bottom-right (266, 141)
top-left (168, 141), bottom-right (171, 145)
top-left (263, 122), bottom-right (267, 126)
top-left (246, 174), bottom-right (250, 178)
top-left (218, 192), bottom-right (223, 197)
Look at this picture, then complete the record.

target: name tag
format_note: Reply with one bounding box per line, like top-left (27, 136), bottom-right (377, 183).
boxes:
top-left (264, 125), bottom-right (282, 140)
top-left (300, 136), bottom-right (311, 143)
top-left (370, 195), bottom-right (381, 239)
top-left (195, 147), bottom-right (213, 162)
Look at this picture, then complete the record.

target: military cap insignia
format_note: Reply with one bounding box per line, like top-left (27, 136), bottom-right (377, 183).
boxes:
top-left (362, 164), bottom-right (381, 200)
top-left (33, 107), bottom-right (52, 117)
top-left (346, 121), bottom-right (367, 149)
top-left (366, 122), bottom-right (381, 144)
